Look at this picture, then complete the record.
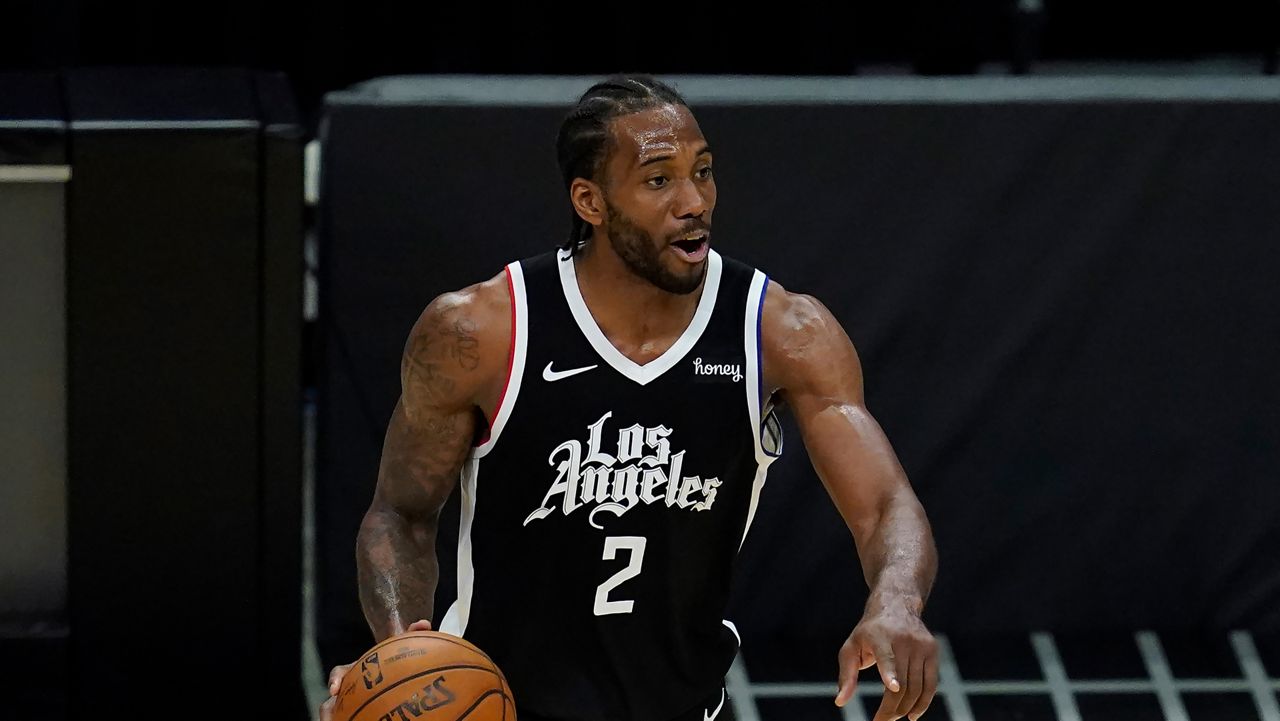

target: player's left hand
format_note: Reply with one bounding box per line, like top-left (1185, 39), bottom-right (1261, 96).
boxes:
top-left (835, 603), bottom-right (938, 720)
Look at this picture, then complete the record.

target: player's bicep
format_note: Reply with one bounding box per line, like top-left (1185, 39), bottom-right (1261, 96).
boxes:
top-left (372, 395), bottom-right (474, 520)
top-left (768, 290), bottom-right (865, 423)
top-left (767, 291), bottom-right (909, 538)
top-left (372, 294), bottom-right (488, 519)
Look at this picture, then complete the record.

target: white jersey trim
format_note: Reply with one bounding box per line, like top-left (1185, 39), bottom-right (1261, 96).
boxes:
top-left (439, 457), bottom-right (479, 636)
top-left (441, 263), bottom-right (526, 635)
top-left (741, 270), bottom-right (778, 550)
top-left (557, 248), bottom-right (723, 386)
top-left (722, 619), bottom-right (742, 646)
top-left (473, 262), bottom-right (528, 459)
top-left (744, 270), bottom-right (777, 465)
top-left (739, 464), bottom-right (772, 551)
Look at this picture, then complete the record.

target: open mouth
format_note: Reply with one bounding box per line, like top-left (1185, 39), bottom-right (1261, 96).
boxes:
top-left (671, 232), bottom-right (710, 259)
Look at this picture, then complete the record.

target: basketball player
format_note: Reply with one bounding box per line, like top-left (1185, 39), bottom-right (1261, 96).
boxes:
top-left (321, 75), bottom-right (939, 721)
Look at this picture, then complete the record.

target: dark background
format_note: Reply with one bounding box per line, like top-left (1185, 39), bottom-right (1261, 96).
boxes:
top-left (4, 0), bottom-right (1279, 123)
top-left (3, 3), bottom-right (1279, 719)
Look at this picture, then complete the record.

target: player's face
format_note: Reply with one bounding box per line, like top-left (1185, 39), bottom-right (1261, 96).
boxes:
top-left (600, 104), bottom-right (716, 295)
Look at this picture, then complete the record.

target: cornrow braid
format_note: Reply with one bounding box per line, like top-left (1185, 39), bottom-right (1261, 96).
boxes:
top-left (554, 74), bottom-right (690, 255)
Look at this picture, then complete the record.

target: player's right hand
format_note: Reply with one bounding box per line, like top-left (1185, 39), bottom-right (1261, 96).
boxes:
top-left (319, 620), bottom-right (434, 721)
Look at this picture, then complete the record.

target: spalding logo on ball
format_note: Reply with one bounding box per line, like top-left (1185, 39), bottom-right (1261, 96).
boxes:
top-left (335, 631), bottom-right (517, 721)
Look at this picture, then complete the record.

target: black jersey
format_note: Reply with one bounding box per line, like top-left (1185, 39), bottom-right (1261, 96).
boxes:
top-left (438, 248), bottom-right (782, 721)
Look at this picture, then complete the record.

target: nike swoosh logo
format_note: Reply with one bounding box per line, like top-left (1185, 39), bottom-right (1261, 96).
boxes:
top-left (704, 688), bottom-right (725, 721)
top-left (542, 361), bottom-right (598, 382)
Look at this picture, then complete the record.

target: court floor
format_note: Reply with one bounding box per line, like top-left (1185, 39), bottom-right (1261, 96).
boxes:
top-left (728, 631), bottom-right (1280, 721)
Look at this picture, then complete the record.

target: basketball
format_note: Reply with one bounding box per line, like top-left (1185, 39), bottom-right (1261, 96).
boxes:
top-left (332, 631), bottom-right (516, 721)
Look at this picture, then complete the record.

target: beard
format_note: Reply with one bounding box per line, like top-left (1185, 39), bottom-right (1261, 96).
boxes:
top-left (603, 202), bottom-right (706, 295)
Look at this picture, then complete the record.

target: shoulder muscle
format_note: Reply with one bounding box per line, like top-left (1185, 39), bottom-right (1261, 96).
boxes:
top-left (400, 270), bottom-right (512, 419)
top-left (760, 280), bottom-right (864, 404)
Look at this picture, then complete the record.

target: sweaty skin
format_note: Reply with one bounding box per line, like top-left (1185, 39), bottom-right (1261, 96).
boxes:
top-left (760, 284), bottom-right (939, 721)
top-left (321, 103), bottom-right (939, 721)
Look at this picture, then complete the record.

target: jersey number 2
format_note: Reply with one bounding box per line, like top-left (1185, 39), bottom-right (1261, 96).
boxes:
top-left (593, 536), bottom-right (647, 616)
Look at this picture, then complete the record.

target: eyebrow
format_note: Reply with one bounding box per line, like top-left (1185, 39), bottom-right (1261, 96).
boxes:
top-left (638, 145), bottom-right (712, 168)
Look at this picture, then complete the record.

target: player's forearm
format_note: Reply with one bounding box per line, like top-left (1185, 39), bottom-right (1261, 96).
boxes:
top-left (356, 507), bottom-right (441, 640)
top-left (860, 491), bottom-right (937, 616)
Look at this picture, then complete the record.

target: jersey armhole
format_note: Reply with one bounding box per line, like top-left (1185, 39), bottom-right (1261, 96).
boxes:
top-left (472, 262), bottom-right (528, 458)
top-left (745, 271), bottom-right (783, 464)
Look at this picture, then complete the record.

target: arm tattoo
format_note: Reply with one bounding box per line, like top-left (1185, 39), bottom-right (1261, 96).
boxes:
top-left (401, 333), bottom-right (456, 406)
top-left (357, 408), bottom-right (473, 639)
top-left (399, 307), bottom-right (481, 406)
top-left (448, 319), bottom-right (481, 370)
top-left (361, 302), bottom-right (481, 640)
top-left (359, 510), bottom-right (437, 637)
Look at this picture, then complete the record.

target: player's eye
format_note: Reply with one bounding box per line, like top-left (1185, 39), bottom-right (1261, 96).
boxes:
top-left (696, 166), bottom-right (713, 180)
top-left (646, 176), bottom-right (668, 188)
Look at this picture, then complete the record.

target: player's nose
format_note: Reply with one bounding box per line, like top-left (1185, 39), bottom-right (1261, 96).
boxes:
top-left (673, 178), bottom-right (709, 219)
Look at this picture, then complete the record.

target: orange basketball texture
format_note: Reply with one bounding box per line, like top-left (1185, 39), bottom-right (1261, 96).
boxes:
top-left (333, 631), bottom-right (517, 721)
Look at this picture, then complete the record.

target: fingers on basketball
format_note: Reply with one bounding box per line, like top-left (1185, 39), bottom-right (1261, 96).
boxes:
top-left (331, 631), bottom-right (516, 721)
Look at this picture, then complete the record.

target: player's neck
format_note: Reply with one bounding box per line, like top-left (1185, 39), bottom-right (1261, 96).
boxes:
top-left (572, 239), bottom-right (704, 349)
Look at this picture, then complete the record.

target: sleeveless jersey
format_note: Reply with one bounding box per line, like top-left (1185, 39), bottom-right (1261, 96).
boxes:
top-left (439, 248), bottom-right (783, 721)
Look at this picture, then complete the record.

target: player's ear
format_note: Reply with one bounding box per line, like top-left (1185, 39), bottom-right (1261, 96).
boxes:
top-left (570, 178), bottom-right (606, 230)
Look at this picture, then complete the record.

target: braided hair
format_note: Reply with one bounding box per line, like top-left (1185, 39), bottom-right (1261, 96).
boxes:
top-left (554, 74), bottom-right (690, 254)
